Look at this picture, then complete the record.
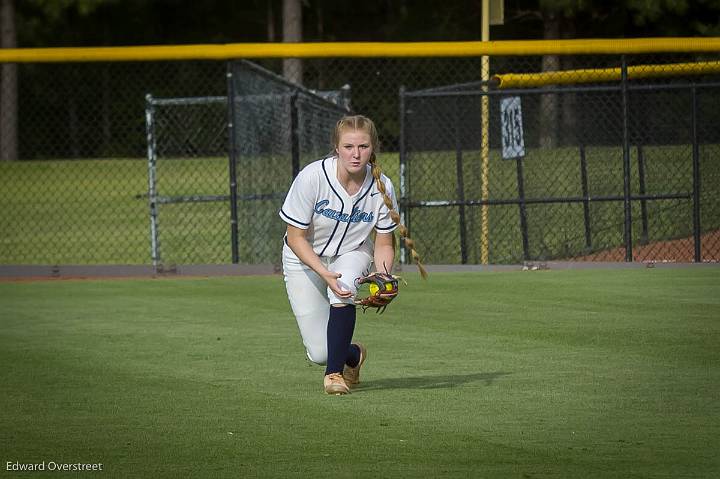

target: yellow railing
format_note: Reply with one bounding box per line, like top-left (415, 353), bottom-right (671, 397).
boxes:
top-left (1, 37), bottom-right (719, 63)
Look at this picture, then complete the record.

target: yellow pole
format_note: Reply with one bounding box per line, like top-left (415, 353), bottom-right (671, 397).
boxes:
top-left (480, 0), bottom-right (490, 264)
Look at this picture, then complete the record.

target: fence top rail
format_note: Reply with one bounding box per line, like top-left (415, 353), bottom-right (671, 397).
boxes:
top-left (147, 95), bottom-right (227, 106)
top-left (2, 38), bottom-right (720, 63)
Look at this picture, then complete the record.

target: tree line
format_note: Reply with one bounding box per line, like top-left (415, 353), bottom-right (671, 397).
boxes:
top-left (2, 0), bottom-right (719, 160)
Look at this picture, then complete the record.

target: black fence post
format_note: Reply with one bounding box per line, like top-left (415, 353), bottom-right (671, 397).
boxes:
top-left (226, 62), bottom-right (239, 264)
top-left (516, 157), bottom-right (530, 261)
top-left (692, 85), bottom-right (702, 262)
top-left (579, 144), bottom-right (592, 250)
top-left (621, 55), bottom-right (633, 262)
top-left (454, 97), bottom-right (468, 264)
top-left (398, 86), bottom-right (408, 265)
top-left (637, 144), bottom-right (649, 245)
top-left (290, 93), bottom-right (300, 179)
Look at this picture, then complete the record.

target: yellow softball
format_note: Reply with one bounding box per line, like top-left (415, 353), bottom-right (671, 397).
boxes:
top-left (369, 283), bottom-right (380, 295)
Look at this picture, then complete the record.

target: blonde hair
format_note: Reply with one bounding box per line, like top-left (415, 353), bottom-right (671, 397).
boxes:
top-left (333, 115), bottom-right (428, 279)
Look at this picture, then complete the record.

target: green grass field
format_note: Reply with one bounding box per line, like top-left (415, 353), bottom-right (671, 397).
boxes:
top-left (1, 269), bottom-right (718, 478)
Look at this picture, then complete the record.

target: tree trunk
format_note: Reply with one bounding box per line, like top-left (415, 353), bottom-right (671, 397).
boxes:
top-left (316, 0), bottom-right (324, 90)
top-left (561, 17), bottom-right (577, 147)
top-left (282, 0), bottom-right (302, 85)
top-left (539, 10), bottom-right (559, 149)
top-left (1, 0), bottom-right (18, 161)
top-left (267, 0), bottom-right (275, 41)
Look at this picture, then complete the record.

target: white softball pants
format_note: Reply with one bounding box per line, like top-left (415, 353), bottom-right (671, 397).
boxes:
top-left (282, 241), bottom-right (373, 365)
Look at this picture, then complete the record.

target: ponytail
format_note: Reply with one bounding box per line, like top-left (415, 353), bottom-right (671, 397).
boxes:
top-left (369, 153), bottom-right (428, 279)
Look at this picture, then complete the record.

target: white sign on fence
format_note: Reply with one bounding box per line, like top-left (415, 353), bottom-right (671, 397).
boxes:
top-left (500, 96), bottom-right (525, 159)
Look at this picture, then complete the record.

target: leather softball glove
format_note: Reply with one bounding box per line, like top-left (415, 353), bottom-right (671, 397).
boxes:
top-left (354, 272), bottom-right (400, 313)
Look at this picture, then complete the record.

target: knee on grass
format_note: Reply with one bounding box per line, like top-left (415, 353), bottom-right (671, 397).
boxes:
top-left (305, 347), bottom-right (328, 366)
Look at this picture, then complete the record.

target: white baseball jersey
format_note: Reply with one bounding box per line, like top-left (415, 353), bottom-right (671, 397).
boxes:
top-left (279, 156), bottom-right (398, 257)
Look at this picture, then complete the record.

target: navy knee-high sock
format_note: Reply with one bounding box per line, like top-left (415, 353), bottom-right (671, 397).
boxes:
top-left (325, 305), bottom-right (358, 375)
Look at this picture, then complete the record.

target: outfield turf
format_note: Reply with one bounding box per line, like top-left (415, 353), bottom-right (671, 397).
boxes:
top-left (1, 269), bottom-right (719, 478)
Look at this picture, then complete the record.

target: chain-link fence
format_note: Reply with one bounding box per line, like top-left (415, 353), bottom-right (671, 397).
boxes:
top-left (145, 60), bottom-right (350, 266)
top-left (401, 58), bottom-right (720, 264)
top-left (1, 50), bottom-right (719, 266)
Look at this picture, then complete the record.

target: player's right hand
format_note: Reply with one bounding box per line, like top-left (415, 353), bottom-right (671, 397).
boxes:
top-left (322, 271), bottom-right (352, 299)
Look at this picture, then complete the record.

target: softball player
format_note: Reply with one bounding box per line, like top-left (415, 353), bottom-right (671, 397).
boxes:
top-left (280, 115), bottom-right (425, 395)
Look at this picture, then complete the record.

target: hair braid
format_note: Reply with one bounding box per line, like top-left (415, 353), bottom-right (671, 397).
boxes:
top-left (369, 154), bottom-right (428, 279)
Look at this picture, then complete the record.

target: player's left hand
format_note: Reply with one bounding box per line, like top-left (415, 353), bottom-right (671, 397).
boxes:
top-left (354, 272), bottom-right (400, 313)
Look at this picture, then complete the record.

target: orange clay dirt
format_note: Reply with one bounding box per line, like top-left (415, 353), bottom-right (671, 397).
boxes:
top-left (573, 229), bottom-right (720, 262)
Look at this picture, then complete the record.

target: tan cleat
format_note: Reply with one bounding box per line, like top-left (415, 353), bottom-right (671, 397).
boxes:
top-left (343, 342), bottom-right (367, 387)
top-left (324, 372), bottom-right (350, 395)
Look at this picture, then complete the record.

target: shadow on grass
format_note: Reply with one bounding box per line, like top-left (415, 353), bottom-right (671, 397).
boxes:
top-left (359, 371), bottom-right (511, 391)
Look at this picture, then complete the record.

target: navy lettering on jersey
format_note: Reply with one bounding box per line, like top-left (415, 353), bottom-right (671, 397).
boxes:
top-left (313, 200), bottom-right (374, 224)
